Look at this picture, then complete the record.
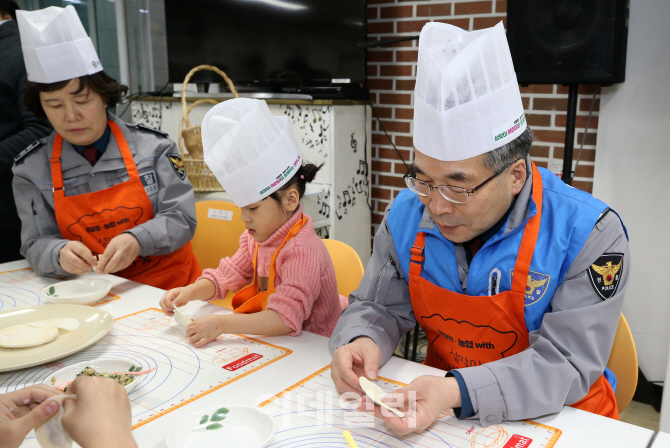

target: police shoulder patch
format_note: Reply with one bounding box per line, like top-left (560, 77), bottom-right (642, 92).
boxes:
top-left (136, 124), bottom-right (169, 138)
top-left (588, 253), bottom-right (624, 300)
top-left (166, 154), bottom-right (186, 180)
top-left (14, 139), bottom-right (45, 163)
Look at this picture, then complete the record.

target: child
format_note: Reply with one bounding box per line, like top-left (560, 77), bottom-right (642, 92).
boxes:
top-left (159, 98), bottom-right (346, 347)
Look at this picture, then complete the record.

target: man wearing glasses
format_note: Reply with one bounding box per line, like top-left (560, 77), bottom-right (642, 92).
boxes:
top-left (329, 22), bottom-right (629, 433)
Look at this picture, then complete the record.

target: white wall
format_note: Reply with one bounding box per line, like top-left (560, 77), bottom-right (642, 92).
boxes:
top-left (593, 0), bottom-right (670, 384)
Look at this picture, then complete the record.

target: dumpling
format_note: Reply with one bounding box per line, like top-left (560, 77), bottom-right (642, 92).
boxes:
top-left (174, 307), bottom-right (192, 328)
top-left (35, 395), bottom-right (74, 448)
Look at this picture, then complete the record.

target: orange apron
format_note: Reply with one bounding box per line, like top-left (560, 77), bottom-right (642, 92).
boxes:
top-left (50, 120), bottom-right (201, 290)
top-left (408, 162), bottom-right (618, 419)
top-left (231, 214), bottom-right (308, 313)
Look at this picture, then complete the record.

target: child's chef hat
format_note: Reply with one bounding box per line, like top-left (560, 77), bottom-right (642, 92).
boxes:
top-left (202, 98), bottom-right (303, 207)
top-left (413, 21), bottom-right (526, 162)
top-left (17, 5), bottom-right (103, 84)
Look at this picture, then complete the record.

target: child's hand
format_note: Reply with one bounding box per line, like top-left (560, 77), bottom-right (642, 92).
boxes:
top-left (159, 287), bottom-right (190, 316)
top-left (186, 315), bottom-right (226, 348)
top-left (160, 280), bottom-right (217, 316)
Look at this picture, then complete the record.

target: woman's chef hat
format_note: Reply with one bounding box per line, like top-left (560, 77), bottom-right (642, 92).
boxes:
top-left (413, 21), bottom-right (526, 162)
top-left (17, 6), bottom-right (103, 84)
top-left (202, 98), bottom-right (303, 207)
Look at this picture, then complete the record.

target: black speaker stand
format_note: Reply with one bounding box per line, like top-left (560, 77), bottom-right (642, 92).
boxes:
top-left (562, 85), bottom-right (579, 185)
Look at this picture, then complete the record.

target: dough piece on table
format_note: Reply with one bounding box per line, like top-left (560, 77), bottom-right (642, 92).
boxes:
top-left (174, 307), bottom-right (192, 328)
top-left (28, 318), bottom-right (80, 331)
top-left (0, 324), bottom-right (59, 348)
top-left (35, 395), bottom-right (74, 448)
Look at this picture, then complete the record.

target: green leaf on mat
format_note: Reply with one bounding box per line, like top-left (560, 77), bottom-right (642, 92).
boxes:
top-left (200, 415), bottom-right (209, 425)
top-left (211, 407), bottom-right (229, 422)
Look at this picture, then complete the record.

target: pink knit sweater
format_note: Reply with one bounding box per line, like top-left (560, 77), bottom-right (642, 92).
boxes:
top-left (199, 207), bottom-right (345, 337)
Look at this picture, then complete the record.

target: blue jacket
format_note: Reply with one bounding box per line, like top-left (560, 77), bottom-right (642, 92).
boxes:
top-left (388, 167), bottom-right (610, 332)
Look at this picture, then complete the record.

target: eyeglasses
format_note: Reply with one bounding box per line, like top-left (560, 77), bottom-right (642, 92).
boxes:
top-left (403, 166), bottom-right (509, 204)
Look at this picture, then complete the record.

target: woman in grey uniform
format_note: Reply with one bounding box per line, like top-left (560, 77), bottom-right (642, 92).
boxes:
top-left (11, 6), bottom-right (200, 289)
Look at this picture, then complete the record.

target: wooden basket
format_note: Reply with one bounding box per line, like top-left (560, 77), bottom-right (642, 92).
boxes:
top-left (179, 65), bottom-right (239, 192)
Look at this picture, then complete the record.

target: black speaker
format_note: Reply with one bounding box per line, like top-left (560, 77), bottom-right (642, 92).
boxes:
top-left (507, 0), bottom-right (630, 85)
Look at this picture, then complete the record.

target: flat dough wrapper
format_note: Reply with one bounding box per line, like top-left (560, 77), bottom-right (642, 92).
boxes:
top-left (35, 395), bottom-right (74, 448)
top-left (359, 376), bottom-right (404, 418)
top-left (28, 318), bottom-right (79, 331)
top-left (0, 324), bottom-right (59, 348)
top-left (174, 307), bottom-right (192, 328)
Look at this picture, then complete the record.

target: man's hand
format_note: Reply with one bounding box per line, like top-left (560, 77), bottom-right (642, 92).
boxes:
top-left (0, 384), bottom-right (62, 448)
top-left (61, 376), bottom-right (137, 448)
top-left (59, 241), bottom-right (97, 274)
top-left (96, 233), bottom-right (141, 274)
top-left (363, 375), bottom-right (461, 436)
top-left (331, 337), bottom-right (382, 396)
top-left (186, 315), bottom-right (227, 348)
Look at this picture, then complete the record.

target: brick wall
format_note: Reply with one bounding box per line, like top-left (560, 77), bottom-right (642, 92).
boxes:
top-left (366, 0), bottom-right (601, 237)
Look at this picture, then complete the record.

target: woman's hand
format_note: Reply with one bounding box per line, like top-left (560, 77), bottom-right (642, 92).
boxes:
top-left (0, 384), bottom-right (62, 448)
top-left (96, 233), bottom-right (141, 274)
top-left (61, 376), bottom-right (138, 448)
top-left (59, 241), bottom-right (97, 274)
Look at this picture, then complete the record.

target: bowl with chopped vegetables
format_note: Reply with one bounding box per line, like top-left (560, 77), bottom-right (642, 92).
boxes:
top-left (44, 358), bottom-right (155, 394)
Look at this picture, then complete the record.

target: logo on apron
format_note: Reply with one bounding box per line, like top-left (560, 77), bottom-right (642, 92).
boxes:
top-left (588, 253), bottom-right (624, 300)
top-left (510, 269), bottom-right (551, 305)
top-left (420, 314), bottom-right (519, 368)
top-left (66, 206), bottom-right (144, 248)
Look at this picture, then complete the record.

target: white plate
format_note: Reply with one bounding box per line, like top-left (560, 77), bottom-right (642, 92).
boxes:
top-left (165, 405), bottom-right (274, 448)
top-left (44, 358), bottom-right (148, 394)
top-left (41, 279), bottom-right (113, 305)
top-left (0, 305), bottom-right (114, 372)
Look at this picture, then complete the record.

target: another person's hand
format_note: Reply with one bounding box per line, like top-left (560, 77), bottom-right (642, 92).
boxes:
top-left (186, 315), bottom-right (226, 348)
top-left (61, 376), bottom-right (137, 448)
top-left (59, 241), bottom-right (97, 274)
top-left (0, 384), bottom-right (62, 448)
top-left (362, 375), bottom-right (461, 436)
top-left (331, 337), bottom-right (382, 396)
top-left (96, 233), bottom-right (141, 274)
top-left (159, 279), bottom-right (218, 316)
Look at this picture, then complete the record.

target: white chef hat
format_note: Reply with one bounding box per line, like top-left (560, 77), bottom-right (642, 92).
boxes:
top-left (413, 21), bottom-right (526, 162)
top-left (17, 5), bottom-right (103, 84)
top-left (202, 98), bottom-right (303, 207)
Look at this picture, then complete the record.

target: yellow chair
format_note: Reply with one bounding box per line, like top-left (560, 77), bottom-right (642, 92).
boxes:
top-left (192, 201), bottom-right (247, 309)
top-left (322, 239), bottom-right (365, 298)
top-left (606, 314), bottom-right (638, 412)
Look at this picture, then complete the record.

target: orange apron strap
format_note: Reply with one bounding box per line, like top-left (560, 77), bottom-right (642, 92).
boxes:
top-left (107, 120), bottom-right (140, 181)
top-left (511, 162), bottom-right (544, 294)
top-left (410, 232), bottom-right (426, 276)
top-left (50, 135), bottom-right (65, 200)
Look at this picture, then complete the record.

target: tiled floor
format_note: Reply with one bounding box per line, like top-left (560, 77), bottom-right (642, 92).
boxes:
top-left (620, 400), bottom-right (661, 431)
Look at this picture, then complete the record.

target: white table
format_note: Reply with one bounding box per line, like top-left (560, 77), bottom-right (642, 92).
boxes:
top-left (0, 260), bottom-right (655, 448)
top-left (651, 432), bottom-right (670, 448)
